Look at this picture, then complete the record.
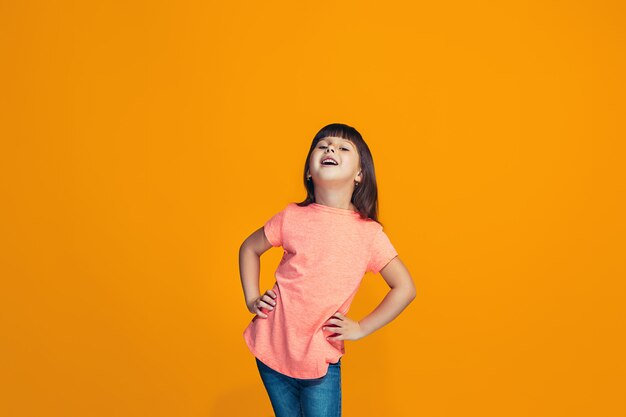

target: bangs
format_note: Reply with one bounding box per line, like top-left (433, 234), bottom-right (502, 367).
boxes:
top-left (315, 123), bottom-right (362, 145)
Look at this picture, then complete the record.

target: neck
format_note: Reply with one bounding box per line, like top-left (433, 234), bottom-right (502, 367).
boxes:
top-left (313, 193), bottom-right (356, 211)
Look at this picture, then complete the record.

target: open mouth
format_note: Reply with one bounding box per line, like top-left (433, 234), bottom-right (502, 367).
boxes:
top-left (321, 157), bottom-right (338, 166)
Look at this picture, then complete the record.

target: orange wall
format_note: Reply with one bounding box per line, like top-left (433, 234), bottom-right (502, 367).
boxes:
top-left (2, 1), bottom-right (625, 416)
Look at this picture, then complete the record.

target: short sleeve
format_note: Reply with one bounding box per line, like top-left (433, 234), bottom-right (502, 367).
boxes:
top-left (367, 228), bottom-right (399, 274)
top-left (263, 207), bottom-right (287, 247)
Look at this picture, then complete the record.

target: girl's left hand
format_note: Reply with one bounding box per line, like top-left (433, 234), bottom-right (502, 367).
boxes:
top-left (323, 312), bottom-right (365, 341)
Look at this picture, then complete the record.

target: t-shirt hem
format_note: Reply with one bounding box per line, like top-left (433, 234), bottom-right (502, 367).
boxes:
top-left (244, 331), bottom-right (338, 379)
top-left (373, 252), bottom-right (399, 274)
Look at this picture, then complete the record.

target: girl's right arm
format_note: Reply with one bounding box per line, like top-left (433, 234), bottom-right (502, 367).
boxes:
top-left (239, 226), bottom-right (277, 318)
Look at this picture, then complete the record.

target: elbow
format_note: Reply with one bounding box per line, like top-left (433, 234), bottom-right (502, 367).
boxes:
top-left (407, 283), bottom-right (417, 301)
top-left (240, 238), bottom-right (264, 258)
top-left (394, 284), bottom-right (416, 301)
top-left (239, 240), bottom-right (252, 257)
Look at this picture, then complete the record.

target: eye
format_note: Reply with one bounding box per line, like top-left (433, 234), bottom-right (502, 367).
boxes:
top-left (318, 145), bottom-right (350, 150)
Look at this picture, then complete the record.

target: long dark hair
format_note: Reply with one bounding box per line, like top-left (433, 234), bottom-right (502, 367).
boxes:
top-left (296, 123), bottom-right (383, 225)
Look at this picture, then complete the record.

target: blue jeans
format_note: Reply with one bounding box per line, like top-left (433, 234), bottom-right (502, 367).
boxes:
top-left (255, 357), bottom-right (342, 417)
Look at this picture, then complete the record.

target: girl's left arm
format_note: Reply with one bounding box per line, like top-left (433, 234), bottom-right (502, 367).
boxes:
top-left (355, 256), bottom-right (416, 338)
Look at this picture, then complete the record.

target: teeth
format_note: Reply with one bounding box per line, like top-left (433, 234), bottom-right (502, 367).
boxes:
top-left (322, 159), bottom-right (337, 165)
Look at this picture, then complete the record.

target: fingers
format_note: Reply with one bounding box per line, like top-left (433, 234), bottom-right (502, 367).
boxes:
top-left (254, 303), bottom-right (270, 317)
top-left (323, 312), bottom-right (349, 339)
top-left (333, 312), bottom-right (345, 319)
top-left (255, 300), bottom-right (273, 317)
top-left (324, 326), bottom-right (344, 334)
top-left (262, 293), bottom-right (276, 307)
top-left (254, 307), bottom-right (268, 318)
top-left (327, 333), bottom-right (344, 341)
top-left (323, 319), bottom-right (344, 333)
top-left (324, 313), bottom-right (346, 326)
top-left (254, 290), bottom-right (277, 319)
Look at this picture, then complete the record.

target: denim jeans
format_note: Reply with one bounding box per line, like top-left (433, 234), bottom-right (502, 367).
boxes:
top-left (255, 357), bottom-right (342, 417)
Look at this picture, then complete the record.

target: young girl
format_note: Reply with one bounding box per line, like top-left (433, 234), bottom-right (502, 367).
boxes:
top-left (239, 123), bottom-right (416, 417)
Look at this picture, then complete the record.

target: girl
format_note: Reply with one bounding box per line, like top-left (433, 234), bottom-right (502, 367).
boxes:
top-left (239, 123), bottom-right (416, 417)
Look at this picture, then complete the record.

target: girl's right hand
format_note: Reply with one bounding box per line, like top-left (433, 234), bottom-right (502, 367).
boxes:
top-left (248, 289), bottom-right (277, 318)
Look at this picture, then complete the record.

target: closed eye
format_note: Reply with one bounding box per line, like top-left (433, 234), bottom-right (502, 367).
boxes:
top-left (318, 146), bottom-right (350, 151)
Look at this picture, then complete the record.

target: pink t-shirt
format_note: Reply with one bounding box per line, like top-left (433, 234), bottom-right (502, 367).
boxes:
top-left (243, 202), bottom-right (399, 379)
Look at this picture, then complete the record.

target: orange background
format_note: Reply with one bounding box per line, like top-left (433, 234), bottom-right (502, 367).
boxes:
top-left (2, 1), bottom-right (625, 416)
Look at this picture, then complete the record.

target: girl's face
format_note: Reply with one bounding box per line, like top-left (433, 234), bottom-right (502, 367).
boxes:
top-left (308, 136), bottom-right (362, 186)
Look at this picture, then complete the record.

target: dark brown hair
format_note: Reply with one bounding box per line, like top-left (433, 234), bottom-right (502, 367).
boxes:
top-left (297, 123), bottom-right (383, 225)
